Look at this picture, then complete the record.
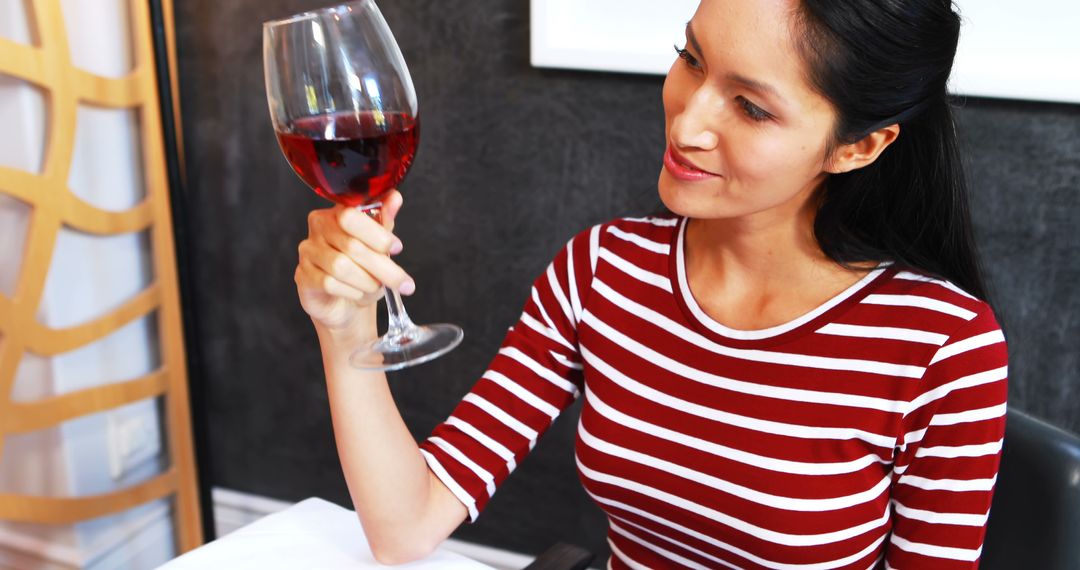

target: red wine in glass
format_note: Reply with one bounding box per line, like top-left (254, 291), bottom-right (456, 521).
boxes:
top-left (275, 111), bottom-right (419, 207)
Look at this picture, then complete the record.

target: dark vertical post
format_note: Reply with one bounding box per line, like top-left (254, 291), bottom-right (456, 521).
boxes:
top-left (146, 0), bottom-right (217, 543)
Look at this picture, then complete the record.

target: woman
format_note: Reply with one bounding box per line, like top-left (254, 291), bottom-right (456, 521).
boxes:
top-left (295, 0), bottom-right (1007, 567)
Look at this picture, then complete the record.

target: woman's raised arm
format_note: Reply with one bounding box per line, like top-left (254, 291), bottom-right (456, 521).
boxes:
top-left (295, 190), bottom-right (468, 564)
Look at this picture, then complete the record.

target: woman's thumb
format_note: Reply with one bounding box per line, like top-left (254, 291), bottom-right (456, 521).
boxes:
top-left (381, 189), bottom-right (403, 230)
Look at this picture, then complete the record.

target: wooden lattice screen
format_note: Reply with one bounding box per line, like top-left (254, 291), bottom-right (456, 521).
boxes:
top-left (0, 0), bottom-right (202, 553)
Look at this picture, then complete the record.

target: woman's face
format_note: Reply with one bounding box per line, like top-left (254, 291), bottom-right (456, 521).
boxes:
top-left (659, 0), bottom-right (839, 223)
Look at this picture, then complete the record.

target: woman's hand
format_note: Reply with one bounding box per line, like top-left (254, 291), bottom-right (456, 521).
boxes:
top-left (295, 190), bottom-right (414, 338)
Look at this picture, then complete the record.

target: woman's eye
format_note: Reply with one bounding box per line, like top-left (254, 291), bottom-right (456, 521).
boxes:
top-left (737, 96), bottom-right (771, 122)
top-left (674, 45), bottom-right (701, 70)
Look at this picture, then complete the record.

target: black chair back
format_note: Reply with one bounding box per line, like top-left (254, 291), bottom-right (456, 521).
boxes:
top-left (981, 408), bottom-right (1080, 569)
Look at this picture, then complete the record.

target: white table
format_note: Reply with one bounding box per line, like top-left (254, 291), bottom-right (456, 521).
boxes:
top-left (158, 497), bottom-right (497, 569)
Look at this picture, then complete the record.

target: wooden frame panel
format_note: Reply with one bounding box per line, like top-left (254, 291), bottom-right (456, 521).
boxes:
top-left (0, 0), bottom-right (202, 554)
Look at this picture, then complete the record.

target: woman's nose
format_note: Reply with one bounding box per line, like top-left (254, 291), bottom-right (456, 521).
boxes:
top-left (671, 89), bottom-right (721, 151)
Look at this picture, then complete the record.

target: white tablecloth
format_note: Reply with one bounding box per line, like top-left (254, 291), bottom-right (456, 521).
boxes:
top-left (158, 497), bottom-right (496, 569)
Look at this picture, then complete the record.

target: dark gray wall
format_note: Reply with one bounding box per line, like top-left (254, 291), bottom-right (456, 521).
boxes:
top-left (172, 0), bottom-right (1080, 560)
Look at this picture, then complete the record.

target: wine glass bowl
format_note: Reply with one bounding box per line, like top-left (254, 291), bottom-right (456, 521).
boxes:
top-left (274, 111), bottom-right (420, 207)
top-left (264, 1), bottom-right (418, 208)
top-left (264, 0), bottom-right (463, 370)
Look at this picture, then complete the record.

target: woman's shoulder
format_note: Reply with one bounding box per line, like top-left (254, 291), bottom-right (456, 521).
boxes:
top-left (607, 213), bottom-right (682, 232)
top-left (872, 266), bottom-right (1002, 340)
top-left (877, 269), bottom-right (1008, 409)
top-left (569, 213), bottom-right (683, 252)
top-left (552, 214), bottom-right (683, 284)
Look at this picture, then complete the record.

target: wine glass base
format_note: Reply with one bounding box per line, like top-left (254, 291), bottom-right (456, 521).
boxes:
top-left (349, 323), bottom-right (464, 371)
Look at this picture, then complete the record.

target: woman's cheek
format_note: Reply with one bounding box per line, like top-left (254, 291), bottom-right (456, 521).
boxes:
top-left (728, 133), bottom-right (784, 184)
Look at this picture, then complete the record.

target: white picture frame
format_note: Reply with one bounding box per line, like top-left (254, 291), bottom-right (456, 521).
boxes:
top-left (530, 0), bottom-right (1080, 105)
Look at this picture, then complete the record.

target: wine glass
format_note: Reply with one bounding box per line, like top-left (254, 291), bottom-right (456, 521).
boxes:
top-left (263, 0), bottom-right (463, 371)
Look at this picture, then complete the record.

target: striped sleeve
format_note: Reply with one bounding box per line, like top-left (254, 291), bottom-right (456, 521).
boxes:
top-left (886, 307), bottom-right (1008, 568)
top-left (419, 225), bottom-right (599, 522)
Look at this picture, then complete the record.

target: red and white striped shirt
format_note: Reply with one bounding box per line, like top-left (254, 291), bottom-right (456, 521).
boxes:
top-left (420, 215), bottom-right (1008, 569)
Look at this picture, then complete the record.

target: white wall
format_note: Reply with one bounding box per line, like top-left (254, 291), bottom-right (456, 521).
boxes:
top-left (531, 0), bottom-right (1080, 104)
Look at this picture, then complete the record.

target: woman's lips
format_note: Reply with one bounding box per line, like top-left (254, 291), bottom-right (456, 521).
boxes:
top-left (664, 146), bottom-right (721, 181)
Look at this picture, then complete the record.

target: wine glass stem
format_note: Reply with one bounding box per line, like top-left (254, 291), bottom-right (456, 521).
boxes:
top-left (361, 201), bottom-right (417, 343)
top-left (383, 287), bottom-right (416, 341)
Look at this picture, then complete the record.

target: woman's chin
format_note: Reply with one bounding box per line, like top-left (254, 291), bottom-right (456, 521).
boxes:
top-left (658, 171), bottom-right (729, 220)
top-left (658, 170), bottom-right (692, 215)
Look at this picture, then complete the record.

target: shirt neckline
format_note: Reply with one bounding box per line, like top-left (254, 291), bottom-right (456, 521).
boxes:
top-left (668, 216), bottom-right (895, 347)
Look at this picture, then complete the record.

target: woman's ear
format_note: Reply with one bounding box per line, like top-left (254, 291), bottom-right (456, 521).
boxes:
top-left (827, 123), bottom-right (900, 174)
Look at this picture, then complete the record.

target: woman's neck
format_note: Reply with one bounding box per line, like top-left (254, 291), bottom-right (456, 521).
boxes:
top-left (685, 200), bottom-right (826, 287)
top-left (682, 200), bottom-right (872, 330)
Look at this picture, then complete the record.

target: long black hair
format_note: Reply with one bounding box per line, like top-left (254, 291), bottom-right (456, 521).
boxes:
top-left (793, 0), bottom-right (990, 301)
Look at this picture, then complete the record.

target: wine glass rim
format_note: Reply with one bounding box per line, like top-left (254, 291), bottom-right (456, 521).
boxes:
top-left (262, 0), bottom-right (369, 28)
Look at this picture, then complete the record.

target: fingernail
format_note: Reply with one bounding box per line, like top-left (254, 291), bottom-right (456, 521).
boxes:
top-left (399, 279), bottom-right (415, 296)
top-left (389, 238), bottom-right (403, 256)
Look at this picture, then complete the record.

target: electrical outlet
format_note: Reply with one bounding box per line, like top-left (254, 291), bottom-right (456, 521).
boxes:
top-left (107, 409), bottom-right (162, 480)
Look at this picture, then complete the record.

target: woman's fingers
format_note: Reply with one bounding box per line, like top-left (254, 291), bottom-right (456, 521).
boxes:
top-left (380, 190), bottom-right (404, 230)
top-left (295, 256), bottom-right (368, 302)
top-left (296, 200), bottom-right (413, 332)
top-left (320, 224), bottom-right (415, 295)
top-left (333, 204), bottom-right (402, 255)
top-left (298, 238), bottom-right (385, 297)
top-left (303, 202), bottom-right (415, 298)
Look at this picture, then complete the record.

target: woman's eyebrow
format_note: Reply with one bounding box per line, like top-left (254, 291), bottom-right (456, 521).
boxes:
top-left (686, 21), bottom-right (789, 108)
top-left (685, 22), bottom-right (704, 55)
top-left (727, 73), bottom-right (785, 105)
